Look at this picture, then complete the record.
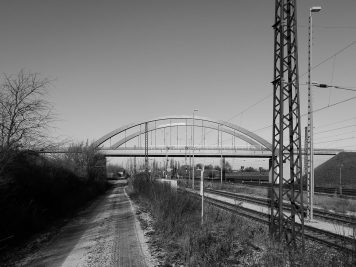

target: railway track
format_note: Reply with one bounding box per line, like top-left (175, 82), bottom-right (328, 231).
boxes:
top-left (179, 178), bottom-right (356, 198)
top-left (223, 179), bottom-right (356, 198)
top-left (182, 188), bottom-right (356, 254)
top-left (205, 189), bottom-right (356, 226)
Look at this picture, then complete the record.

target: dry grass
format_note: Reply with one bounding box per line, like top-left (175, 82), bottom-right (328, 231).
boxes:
top-left (130, 174), bottom-right (354, 266)
top-left (207, 182), bottom-right (269, 197)
top-left (313, 194), bottom-right (356, 214)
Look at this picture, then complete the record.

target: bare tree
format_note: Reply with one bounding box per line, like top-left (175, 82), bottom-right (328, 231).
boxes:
top-left (59, 141), bottom-right (106, 181)
top-left (0, 70), bottom-right (53, 175)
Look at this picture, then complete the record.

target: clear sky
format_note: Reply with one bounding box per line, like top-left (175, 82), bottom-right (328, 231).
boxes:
top-left (1, 0), bottom-right (355, 153)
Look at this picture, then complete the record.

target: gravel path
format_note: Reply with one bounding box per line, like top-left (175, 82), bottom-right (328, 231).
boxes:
top-left (19, 184), bottom-right (153, 266)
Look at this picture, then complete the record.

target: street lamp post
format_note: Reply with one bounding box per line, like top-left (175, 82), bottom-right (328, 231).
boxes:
top-left (192, 109), bottom-right (198, 190)
top-left (307, 6), bottom-right (321, 221)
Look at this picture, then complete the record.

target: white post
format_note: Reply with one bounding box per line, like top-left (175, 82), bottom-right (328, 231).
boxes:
top-left (220, 127), bottom-right (223, 184)
top-left (200, 165), bottom-right (205, 225)
top-left (192, 114), bottom-right (195, 189)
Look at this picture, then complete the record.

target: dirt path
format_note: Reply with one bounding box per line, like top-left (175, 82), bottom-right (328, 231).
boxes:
top-left (16, 184), bottom-right (154, 267)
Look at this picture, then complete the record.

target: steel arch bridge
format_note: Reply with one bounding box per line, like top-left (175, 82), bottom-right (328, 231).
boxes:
top-left (93, 115), bottom-right (343, 158)
top-left (93, 115), bottom-right (273, 158)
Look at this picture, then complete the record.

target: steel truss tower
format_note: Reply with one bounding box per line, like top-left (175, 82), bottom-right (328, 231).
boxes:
top-left (270, 0), bottom-right (305, 250)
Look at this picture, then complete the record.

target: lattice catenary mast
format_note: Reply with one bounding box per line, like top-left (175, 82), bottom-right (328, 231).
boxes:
top-left (270, 0), bottom-right (305, 249)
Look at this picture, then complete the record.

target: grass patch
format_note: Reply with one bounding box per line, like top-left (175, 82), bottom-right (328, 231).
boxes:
top-left (314, 195), bottom-right (356, 214)
top-left (207, 181), bottom-right (268, 197)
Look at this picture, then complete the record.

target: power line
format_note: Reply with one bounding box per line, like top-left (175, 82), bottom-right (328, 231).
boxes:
top-left (326, 143), bottom-right (356, 149)
top-left (204, 93), bottom-right (272, 138)
top-left (329, 56), bottom-right (336, 105)
top-left (226, 41), bottom-right (356, 139)
top-left (316, 116), bottom-right (356, 129)
top-left (253, 124), bottom-right (272, 133)
top-left (312, 95), bottom-right (356, 114)
top-left (226, 93), bottom-right (272, 122)
top-left (298, 24), bottom-right (356, 30)
top-left (317, 86), bottom-right (356, 92)
top-left (314, 124), bottom-right (356, 135)
top-left (219, 42), bottom-right (356, 133)
top-left (252, 41), bottom-right (356, 133)
top-left (315, 130), bottom-right (356, 140)
top-left (253, 96), bottom-right (356, 133)
top-left (315, 136), bottom-right (356, 145)
top-left (307, 40), bottom-right (356, 75)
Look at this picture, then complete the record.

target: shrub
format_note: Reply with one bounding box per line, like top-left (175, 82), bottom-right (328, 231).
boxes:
top-left (0, 150), bottom-right (108, 244)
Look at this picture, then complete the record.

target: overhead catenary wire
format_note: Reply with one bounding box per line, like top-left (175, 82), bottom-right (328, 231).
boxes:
top-left (314, 85), bottom-right (356, 92)
top-left (312, 95), bottom-right (356, 113)
top-left (329, 56), bottom-right (336, 106)
top-left (326, 142), bottom-right (356, 149)
top-left (317, 116), bottom-right (356, 129)
top-left (307, 39), bottom-right (356, 75)
top-left (315, 130), bottom-right (356, 140)
top-left (298, 24), bottom-right (356, 30)
top-left (204, 39), bottom-right (356, 146)
top-left (252, 40), bottom-right (356, 133)
top-left (225, 93), bottom-right (272, 122)
top-left (203, 93), bottom-right (272, 139)
top-left (253, 96), bottom-right (356, 133)
top-left (315, 136), bottom-right (356, 145)
top-left (314, 124), bottom-right (356, 135)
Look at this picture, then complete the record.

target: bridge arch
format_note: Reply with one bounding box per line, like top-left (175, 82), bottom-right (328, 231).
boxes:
top-left (94, 115), bottom-right (272, 151)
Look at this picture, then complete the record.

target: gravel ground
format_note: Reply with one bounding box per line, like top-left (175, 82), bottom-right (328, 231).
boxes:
top-left (4, 182), bottom-right (157, 266)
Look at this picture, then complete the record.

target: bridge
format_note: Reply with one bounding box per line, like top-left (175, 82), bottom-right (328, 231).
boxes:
top-left (92, 115), bottom-right (343, 158)
top-left (39, 115), bottom-right (344, 158)
top-left (98, 146), bottom-right (343, 158)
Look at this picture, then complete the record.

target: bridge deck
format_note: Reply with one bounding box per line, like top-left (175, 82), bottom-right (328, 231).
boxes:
top-left (99, 148), bottom-right (343, 158)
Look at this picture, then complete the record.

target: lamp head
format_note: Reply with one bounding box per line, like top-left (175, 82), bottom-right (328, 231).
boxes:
top-left (310, 6), bottom-right (322, 13)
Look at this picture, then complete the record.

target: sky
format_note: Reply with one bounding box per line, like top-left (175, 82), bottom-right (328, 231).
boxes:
top-left (1, 0), bottom-right (356, 160)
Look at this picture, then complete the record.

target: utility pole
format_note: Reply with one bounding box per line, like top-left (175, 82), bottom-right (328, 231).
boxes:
top-left (220, 127), bottom-right (223, 184)
top-left (200, 165), bottom-right (205, 225)
top-left (270, 0), bottom-right (304, 251)
top-left (304, 127), bottom-right (310, 218)
top-left (306, 5), bottom-right (322, 222)
top-left (339, 163), bottom-right (343, 195)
